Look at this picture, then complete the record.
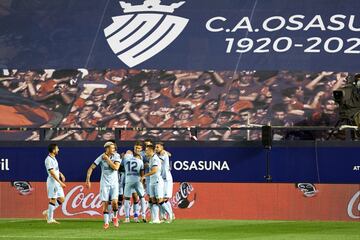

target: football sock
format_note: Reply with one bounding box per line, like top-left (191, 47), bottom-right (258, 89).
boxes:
top-left (48, 202), bottom-right (55, 221)
top-left (151, 204), bottom-right (159, 221)
top-left (103, 212), bottom-right (109, 224)
top-left (124, 200), bottom-right (131, 218)
top-left (160, 201), bottom-right (172, 219)
top-left (140, 198), bottom-right (147, 217)
top-left (133, 201), bottom-right (139, 218)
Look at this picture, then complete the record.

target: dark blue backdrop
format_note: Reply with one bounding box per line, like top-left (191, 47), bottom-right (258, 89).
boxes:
top-left (1, 0), bottom-right (360, 70)
top-left (0, 144), bottom-right (358, 183)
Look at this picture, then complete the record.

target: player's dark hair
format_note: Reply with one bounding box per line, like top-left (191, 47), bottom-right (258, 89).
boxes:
top-left (134, 141), bottom-right (143, 147)
top-left (144, 138), bottom-right (153, 145)
top-left (145, 144), bottom-right (155, 151)
top-left (133, 153), bottom-right (141, 159)
top-left (156, 142), bottom-right (164, 147)
top-left (48, 143), bottom-right (58, 153)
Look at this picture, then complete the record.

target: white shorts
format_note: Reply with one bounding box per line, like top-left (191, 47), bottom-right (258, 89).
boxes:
top-left (46, 180), bottom-right (64, 199)
top-left (100, 183), bottom-right (119, 202)
top-left (163, 180), bottom-right (173, 199)
top-left (149, 180), bottom-right (164, 199)
top-left (124, 181), bottom-right (145, 198)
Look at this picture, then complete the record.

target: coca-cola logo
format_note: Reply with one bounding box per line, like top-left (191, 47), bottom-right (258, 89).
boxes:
top-left (61, 185), bottom-right (148, 217)
top-left (62, 185), bottom-right (102, 216)
top-left (347, 191), bottom-right (360, 219)
top-left (170, 182), bottom-right (196, 209)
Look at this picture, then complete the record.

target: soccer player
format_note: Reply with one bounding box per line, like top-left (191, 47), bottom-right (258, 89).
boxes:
top-left (142, 139), bottom-right (152, 194)
top-left (116, 142), bottom-right (143, 222)
top-left (141, 144), bottom-right (173, 223)
top-left (85, 142), bottom-right (121, 229)
top-left (131, 141), bottom-right (146, 222)
top-left (122, 150), bottom-right (147, 223)
top-left (117, 157), bottom-right (125, 219)
top-left (108, 141), bottom-right (120, 221)
top-left (155, 142), bottom-right (174, 222)
top-left (141, 139), bottom-right (152, 216)
top-left (118, 161), bottom-right (140, 222)
top-left (43, 143), bottom-right (66, 224)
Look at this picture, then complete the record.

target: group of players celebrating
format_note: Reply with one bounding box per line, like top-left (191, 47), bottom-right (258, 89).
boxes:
top-left (43, 139), bottom-right (174, 229)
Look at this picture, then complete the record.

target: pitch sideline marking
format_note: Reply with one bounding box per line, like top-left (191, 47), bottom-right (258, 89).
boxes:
top-left (0, 237), bottom-right (202, 240)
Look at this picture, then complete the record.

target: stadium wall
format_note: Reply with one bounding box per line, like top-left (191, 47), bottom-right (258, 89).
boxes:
top-left (0, 142), bottom-right (358, 183)
top-left (0, 142), bottom-right (359, 221)
top-left (0, 182), bottom-right (359, 221)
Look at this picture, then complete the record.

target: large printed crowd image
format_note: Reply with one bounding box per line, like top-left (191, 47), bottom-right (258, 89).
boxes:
top-left (0, 69), bottom-right (344, 141)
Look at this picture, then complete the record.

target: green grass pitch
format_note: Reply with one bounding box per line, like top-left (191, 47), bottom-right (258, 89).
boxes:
top-left (0, 219), bottom-right (359, 240)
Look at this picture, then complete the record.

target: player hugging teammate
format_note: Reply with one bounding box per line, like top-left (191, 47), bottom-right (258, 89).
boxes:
top-left (141, 140), bottom-right (174, 224)
top-left (84, 139), bottom-right (174, 229)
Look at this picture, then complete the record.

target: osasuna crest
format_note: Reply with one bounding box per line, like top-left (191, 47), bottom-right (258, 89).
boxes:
top-left (104, 0), bottom-right (189, 68)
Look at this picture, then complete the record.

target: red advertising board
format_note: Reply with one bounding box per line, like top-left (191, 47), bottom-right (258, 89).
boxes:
top-left (1, 182), bottom-right (359, 221)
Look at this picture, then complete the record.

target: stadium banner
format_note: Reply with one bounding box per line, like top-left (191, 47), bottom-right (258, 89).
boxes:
top-left (0, 146), bottom-right (359, 183)
top-left (1, 0), bottom-right (360, 71)
top-left (0, 182), bottom-right (359, 221)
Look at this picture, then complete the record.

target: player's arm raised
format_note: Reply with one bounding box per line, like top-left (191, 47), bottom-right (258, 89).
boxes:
top-left (85, 163), bottom-right (97, 189)
top-left (102, 154), bottom-right (120, 171)
top-left (165, 150), bottom-right (172, 157)
top-left (49, 169), bottom-right (66, 188)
